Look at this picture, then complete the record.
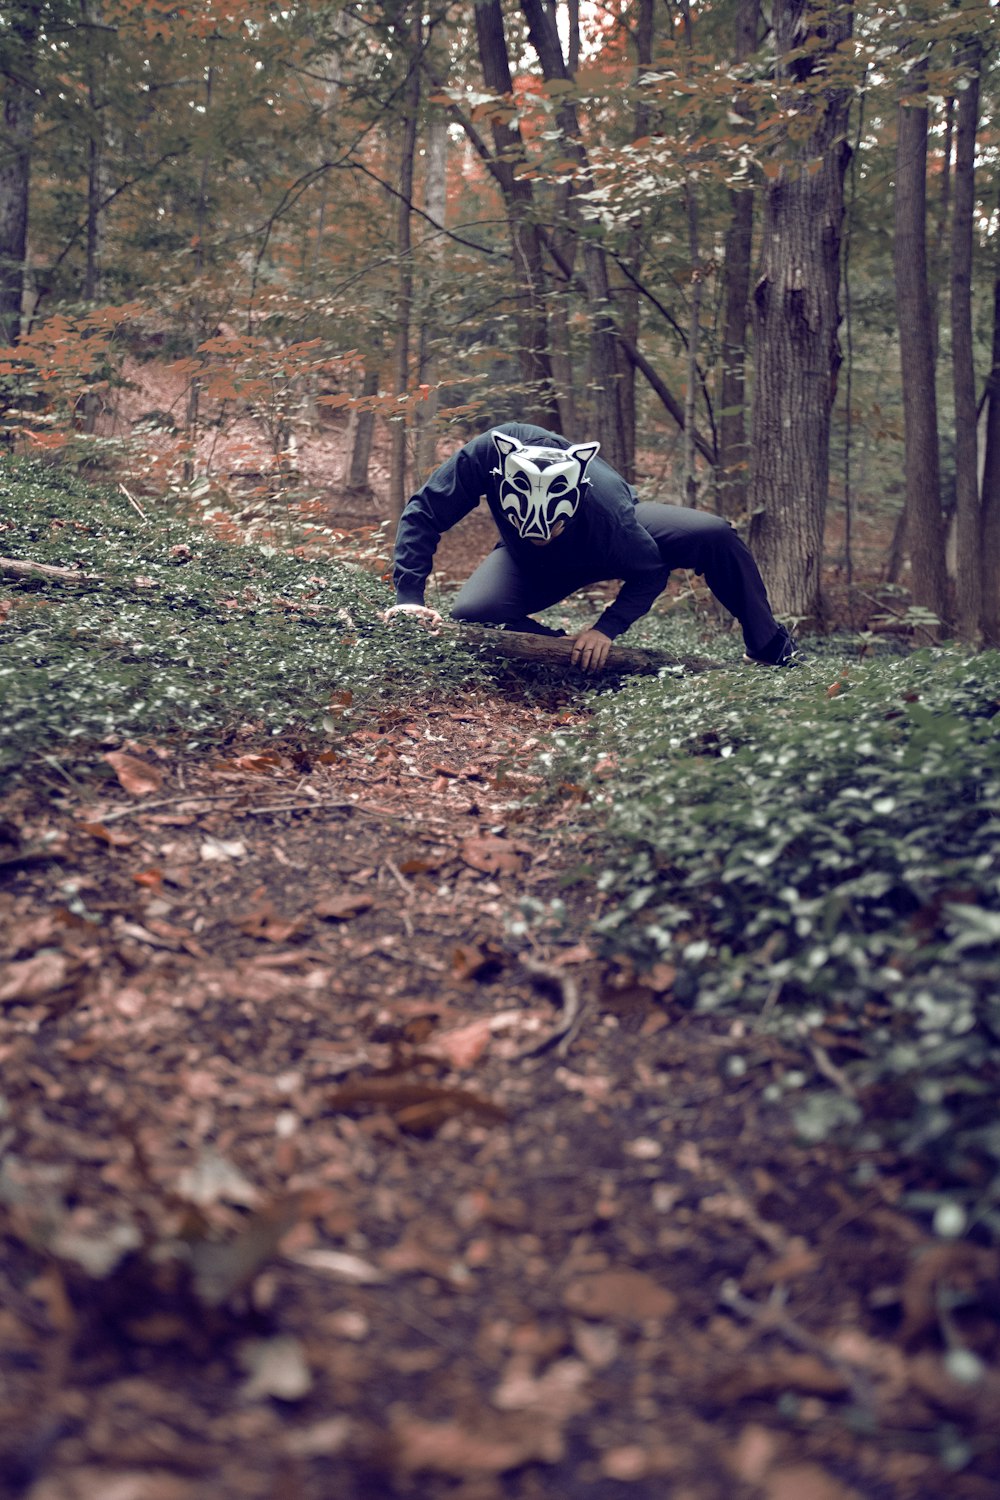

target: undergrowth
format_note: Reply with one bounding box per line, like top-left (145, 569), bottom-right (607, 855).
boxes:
top-left (534, 615), bottom-right (1000, 1242)
top-left (0, 457), bottom-right (488, 783)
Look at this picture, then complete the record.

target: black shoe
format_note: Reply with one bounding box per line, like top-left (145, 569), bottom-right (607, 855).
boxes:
top-left (743, 630), bottom-right (804, 668)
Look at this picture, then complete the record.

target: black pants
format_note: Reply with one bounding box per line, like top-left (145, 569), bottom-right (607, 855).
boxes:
top-left (451, 503), bottom-right (784, 658)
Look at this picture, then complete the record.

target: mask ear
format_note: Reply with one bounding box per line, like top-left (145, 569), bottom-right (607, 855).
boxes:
top-left (568, 440), bottom-right (600, 479)
top-left (492, 431), bottom-right (523, 466)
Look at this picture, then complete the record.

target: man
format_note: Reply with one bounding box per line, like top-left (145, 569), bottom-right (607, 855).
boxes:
top-left (385, 422), bottom-right (799, 671)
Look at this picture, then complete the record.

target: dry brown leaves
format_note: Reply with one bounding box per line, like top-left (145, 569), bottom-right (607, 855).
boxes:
top-left (0, 695), bottom-right (998, 1500)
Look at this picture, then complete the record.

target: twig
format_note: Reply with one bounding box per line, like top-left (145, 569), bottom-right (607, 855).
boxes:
top-left (382, 859), bottom-right (415, 936)
top-left (119, 483), bottom-right (148, 521)
top-left (98, 792), bottom-right (246, 823)
top-left (719, 1282), bottom-right (876, 1411)
top-left (808, 1040), bottom-right (857, 1100)
top-left (849, 585), bottom-right (939, 645)
top-left (516, 956), bottom-right (587, 1059)
top-left (243, 799), bottom-right (407, 826)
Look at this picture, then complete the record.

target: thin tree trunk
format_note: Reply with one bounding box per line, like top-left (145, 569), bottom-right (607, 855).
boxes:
top-left (748, 0), bottom-right (853, 623)
top-left (184, 62), bottom-right (215, 481)
top-left (81, 0), bottom-right (109, 435)
top-left (716, 0), bottom-right (759, 519)
top-left (949, 34), bottom-right (982, 641)
top-left (841, 82), bottom-right (866, 586)
top-left (680, 0), bottom-right (701, 507)
top-left (894, 63), bottom-right (947, 625)
top-left (388, 8), bottom-right (422, 526)
top-left (618, 0), bottom-right (656, 480)
top-left (980, 258), bottom-right (1000, 645)
top-left (929, 94), bottom-right (954, 363)
top-left (343, 362), bottom-right (380, 496)
top-left (415, 114), bottom-right (447, 475)
top-left (519, 0), bottom-right (629, 475)
top-left (474, 0), bottom-right (560, 430)
top-left (0, 1), bottom-right (42, 346)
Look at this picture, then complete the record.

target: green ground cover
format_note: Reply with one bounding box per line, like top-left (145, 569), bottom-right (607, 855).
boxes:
top-left (0, 457), bottom-right (484, 779)
top-left (533, 617), bottom-right (1000, 1243)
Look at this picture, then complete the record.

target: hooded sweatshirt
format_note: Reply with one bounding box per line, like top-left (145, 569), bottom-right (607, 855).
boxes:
top-left (392, 422), bottom-right (670, 639)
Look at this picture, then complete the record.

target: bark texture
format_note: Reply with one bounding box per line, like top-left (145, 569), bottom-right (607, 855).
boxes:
top-left (981, 272), bottom-right (1000, 646)
top-left (0, 1), bottom-right (42, 345)
top-left (893, 70), bottom-right (947, 624)
top-left (474, 0), bottom-right (561, 430)
top-left (748, 0), bottom-right (853, 622)
top-left (716, 0), bottom-right (760, 519)
top-left (388, 8), bottom-right (422, 525)
top-left (456, 625), bottom-right (718, 675)
top-left (949, 36), bottom-right (982, 641)
top-left (518, 0), bottom-right (629, 475)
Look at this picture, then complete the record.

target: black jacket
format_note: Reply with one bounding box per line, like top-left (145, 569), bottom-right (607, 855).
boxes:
top-left (392, 422), bottom-right (669, 639)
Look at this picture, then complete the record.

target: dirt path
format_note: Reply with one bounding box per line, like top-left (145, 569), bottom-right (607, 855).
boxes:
top-left (1, 698), bottom-right (997, 1500)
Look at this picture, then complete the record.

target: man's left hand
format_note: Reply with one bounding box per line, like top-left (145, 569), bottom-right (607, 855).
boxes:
top-left (571, 627), bottom-right (613, 672)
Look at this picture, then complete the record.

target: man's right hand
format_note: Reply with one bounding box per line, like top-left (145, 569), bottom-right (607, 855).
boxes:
top-left (381, 603), bottom-right (444, 628)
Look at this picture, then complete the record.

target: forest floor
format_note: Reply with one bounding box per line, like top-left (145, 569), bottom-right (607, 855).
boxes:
top-left (3, 680), bottom-right (999, 1500)
top-left (2, 398), bottom-right (998, 1500)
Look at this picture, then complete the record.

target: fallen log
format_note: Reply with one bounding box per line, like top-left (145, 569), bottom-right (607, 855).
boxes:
top-left (456, 623), bottom-right (722, 675)
top-left (1, 555), bottom-right (100, 583)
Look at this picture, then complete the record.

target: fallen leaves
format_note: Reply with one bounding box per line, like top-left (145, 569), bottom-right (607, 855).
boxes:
top-left (563, 1268), bottom-right (678, 1325)
top-left (325, 1077), bottom-right (508, 1135)
top-left (235, 903), bottom-right (305, 943)
top-left (460, 833), bottom-right (528, 875)
top-left (313, 891), bottom-right (375, 921)
top-left (104, 750), bottom-right (163, 796)
top-left (390, 1409), bottom-right (566, 1477)
top-left (0, 949), bottom-right (78, 1005)
top-left (3, 697), bottom-right (998, 1500)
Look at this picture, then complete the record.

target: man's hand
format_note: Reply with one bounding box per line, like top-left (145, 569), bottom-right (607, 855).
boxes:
top-left (381, 603), bottom-right (444, 629)
top-left (571, 627), bottom-right (613, 672)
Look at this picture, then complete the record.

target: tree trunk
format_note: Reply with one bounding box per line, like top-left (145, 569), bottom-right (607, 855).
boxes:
top-left (716, 0), bottom-right (759, 520)
top-left (342, 362), bottom-right (380, 497)
top-left (929, 94), bottom-right (954, 363)
top-left (949, 34), bottom-right (982, 642)
top-left (0, 1), bottom-right (42, 346)
top-left (894, 64), bottom-right (947, 625)
top-left (183, 60), bottom-right (215, 482)
top-left (680, 0), bottom-right (702, 508)
top-left (474, 0), bottom-right (561, 430)
top-left (518, 0), bottom-right (629, 475)
top-left (748, 0), bottom-right (853, 623)
top-left (415, 113), bottom-right (448, 475)
top-left (618, 0), bottom-right (656, 481)
top-left (980, 268), bottom-right (1000, 646)
top-left (388, 8), bottom-right (422, 527)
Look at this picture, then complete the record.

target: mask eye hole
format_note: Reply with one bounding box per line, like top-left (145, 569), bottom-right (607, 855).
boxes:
top-left (512, 472), bottom-right (531, 492)
top-left (547, 478), bottom-right (568, 496)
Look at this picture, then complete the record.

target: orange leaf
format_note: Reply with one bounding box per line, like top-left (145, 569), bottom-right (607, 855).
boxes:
top-left (78, 821), bottom-right (136, 848)
top-left (460, 835), bottom-right (525, 876)
top-left (563, 1268), bottom-right (677, 1324)
top-left (313, 893), bottom-right (375, 922)
top-left (104, 751), bottom-right (163, 796)
top-left (451, 942), bottom-right (502, 981)
top-left (424, 1017), bottom-right (495, 1070)
top-left (236, 904), bottom-right (304, 943)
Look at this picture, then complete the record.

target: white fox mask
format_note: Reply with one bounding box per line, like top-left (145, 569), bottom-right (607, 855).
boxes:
top-left (491, 431), bottom-right (600, 542)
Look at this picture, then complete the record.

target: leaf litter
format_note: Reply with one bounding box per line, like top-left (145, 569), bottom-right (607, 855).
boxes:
top-left (0, 693), bottom-right (998, 1500)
